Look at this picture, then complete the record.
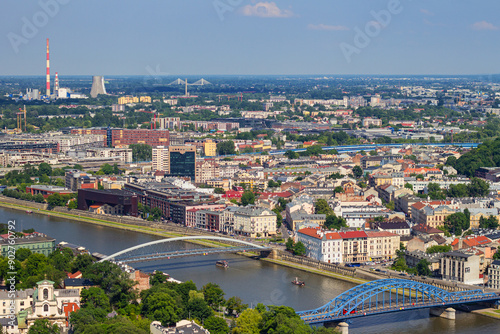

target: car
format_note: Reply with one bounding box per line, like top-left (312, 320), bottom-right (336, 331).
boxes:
top-left (375, 269), bottom-right (381, 272)
top-left (343, 308), bottom-right (356, 315)
top-left (398, 273), bottom-right (407, 276)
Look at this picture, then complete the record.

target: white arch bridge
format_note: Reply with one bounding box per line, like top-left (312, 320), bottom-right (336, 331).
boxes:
top-left (98, 236), bottom-right (272, 264)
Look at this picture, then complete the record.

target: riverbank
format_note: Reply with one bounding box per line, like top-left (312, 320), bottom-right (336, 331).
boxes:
top-left (0, 198), bottom-right (367, 285)
top-left (0, 199), bottom-right (185, 239)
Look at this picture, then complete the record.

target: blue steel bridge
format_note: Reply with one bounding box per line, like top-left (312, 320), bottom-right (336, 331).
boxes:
top-left (298, 279), bottom-right (500, 325)
top-left (98, 236), bottom-right (271, 264)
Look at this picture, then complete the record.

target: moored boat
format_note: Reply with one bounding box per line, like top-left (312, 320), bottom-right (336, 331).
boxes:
top-left (291, 277), bottom-right (305, 286)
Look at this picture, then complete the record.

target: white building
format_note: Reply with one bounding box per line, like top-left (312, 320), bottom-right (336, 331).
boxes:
top-left (488, 260), bottom-right (500, 290)
top-left (0, 280), bottom-right (80, 333)
top-left (296, 227), bottom-right (343, 264)
top-left (86, 147), bottom-right (132, 163)
top-left (152, 146), bottom-right (169, 171)
top-left (233, 205), bottom-right (277, 237)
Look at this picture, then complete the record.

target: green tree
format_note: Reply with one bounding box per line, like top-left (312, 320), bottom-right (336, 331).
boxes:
top-left (333, 186), bottom-right (344, 195)
top-left (129, 143), bottom-right (152, 162)
top-left (426, 245), bottom-right (452, 254)
top-left (314, 199), bottom-right (333, 215)
top-left (232, 308), bottom-right (262, 334)
top-left (479, 215), bottom-right (499, 229)
top-left (467, 177), bottom-right (490, 197)
top-left (214, 188), bottom-right (226, 194)
top-left (240, 191), bottom-right (256, 206)
top-left (205, 315), bottom-right (230, 334)
top-left (404, 183), bottom-right (413, 190)
top-left (293, 241), bottom-right (306, 256)
top-left (385, 201), bottom-right (395, 210)
top-left (284, 150), bottom-right (299, 159)
top-left (100, 163), bottom-right (113, 175)
top-left (81, 287), bottom-right (112, 312)
top-left (141, 292), bottom-right (180, 326)
top-left (493, 246), bottom-right (500, 260)
top-left (72, 254), bottom-right (95, 274)
top-left (226, 296), bottom-right (248, 316)
top-left (68, 199), bottom-right (78, 209)
top-left (28, 319), bottom-right (59, 334)
top-left (150, 271), bottom-right (168, 286)
top-left (84, 261), bottom-right (136, 308)
top-left (34, 193), bottom-right (46, 203)
top-left (444, 212), bottom-right (470, 235)
top-left (352, 166), bottom-right (363, 179)
top-left (285, 238), bottom-right (295, 252)
top-left (217, 141), bottom-right (236, 155)
top-left (324, 214), bottom-right (348, 230)
top-left (38, 162), bottom-right (52, 176)
top-left (15, 248), bottom-right (32, 262)
top-left (202, 283), bottom-right (225, 309)
top-left (187, 297), bottom-right (213, 321)
top-left (416, 259), bottom-right (432, 276)
top-left (447, 183), bottom-right (468, 198)
top-left (47, 193), bottom-right (65, 207)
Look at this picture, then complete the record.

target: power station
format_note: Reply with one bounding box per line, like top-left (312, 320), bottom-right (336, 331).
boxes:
top-left (90, 76), bottom-right (107, 98)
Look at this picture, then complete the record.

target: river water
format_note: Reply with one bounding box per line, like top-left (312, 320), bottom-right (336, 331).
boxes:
top-left (5, 207), bottom-right (499, 333)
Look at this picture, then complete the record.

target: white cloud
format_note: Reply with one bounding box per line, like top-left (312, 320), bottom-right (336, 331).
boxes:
top-left (471, 21), bottom-right (498, 31)
top-left (240, 2), bottom-right (294, 18)
top-left (308, 24), bottom-right (349, 31)
top-left (420, 9), bottom-right (435, 16)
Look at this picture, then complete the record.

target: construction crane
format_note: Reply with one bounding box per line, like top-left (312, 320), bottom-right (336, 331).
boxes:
top-left (16, 105), bottom-right (27, 132)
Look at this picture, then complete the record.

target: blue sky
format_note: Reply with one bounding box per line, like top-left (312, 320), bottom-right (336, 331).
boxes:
top-left (1, 0), bottom-right (499, 76)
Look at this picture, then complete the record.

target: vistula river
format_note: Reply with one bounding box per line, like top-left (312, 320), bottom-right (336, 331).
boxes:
top-left (5, 206), bottom-right (499, 333)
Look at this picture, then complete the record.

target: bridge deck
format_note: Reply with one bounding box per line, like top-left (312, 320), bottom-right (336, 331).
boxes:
top-left (301, 295), bottom-right (499, 324)
top-left (114, 246), bottom-right (271, 264)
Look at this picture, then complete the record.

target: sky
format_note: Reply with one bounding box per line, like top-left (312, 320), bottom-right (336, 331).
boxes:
top-left (1, 0), bottom-right (499, 76)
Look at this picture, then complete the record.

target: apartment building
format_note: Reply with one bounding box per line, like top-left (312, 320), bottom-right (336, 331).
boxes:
top-left (296, 227), bottom-right (343, 264)
top-left (65, 169), bottom-right (98, 191)
top-left (440, 251), bottom-right (482, 285)
top-left (488, 260), bottom-right (500, 290)
top-left (411, 200), bottom-right (458, 227)
top-left (233, 205), bottom-right (277, 237)
top-left (365, 231), bottom-right (400, 261)
top-left (339, 231), bottom-right (368, 263)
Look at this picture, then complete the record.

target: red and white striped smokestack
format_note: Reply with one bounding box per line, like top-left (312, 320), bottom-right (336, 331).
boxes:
top-left (54, 72), bottom-right (59, 92)
top-left (46, 38), bottom-right (50, 96)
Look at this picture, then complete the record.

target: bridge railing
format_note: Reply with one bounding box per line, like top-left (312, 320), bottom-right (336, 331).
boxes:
top-left (297, 279), bottom-right (500, 324)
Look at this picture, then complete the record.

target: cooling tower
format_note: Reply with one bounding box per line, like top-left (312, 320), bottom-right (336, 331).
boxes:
top-left (90, 76), bottom-right (107, 98)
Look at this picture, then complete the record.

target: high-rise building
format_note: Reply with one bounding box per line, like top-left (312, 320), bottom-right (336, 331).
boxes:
top-left (167, 146), bottom-right (197, 181)
top-left (152, 146), bottom-right (169, 172)
top-left (152, 145), bottom-right (197, 181)
top-left (203, 139), bottom-right (217, 157)
top-left (90, 76), bottom-right (107, 98)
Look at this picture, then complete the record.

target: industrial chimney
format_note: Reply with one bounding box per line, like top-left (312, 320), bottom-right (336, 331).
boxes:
top-left (46, 38), bottom-right (50, 96)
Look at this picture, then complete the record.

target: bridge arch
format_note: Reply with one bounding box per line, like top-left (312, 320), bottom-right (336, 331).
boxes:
top-left (99, 236), bottom-right (268, 263)
top-left (298, 279), bottom-right (498, 323)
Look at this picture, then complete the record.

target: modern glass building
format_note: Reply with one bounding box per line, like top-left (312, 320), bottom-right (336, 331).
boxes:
top-left (167, 146), bottom-right (197, 181)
